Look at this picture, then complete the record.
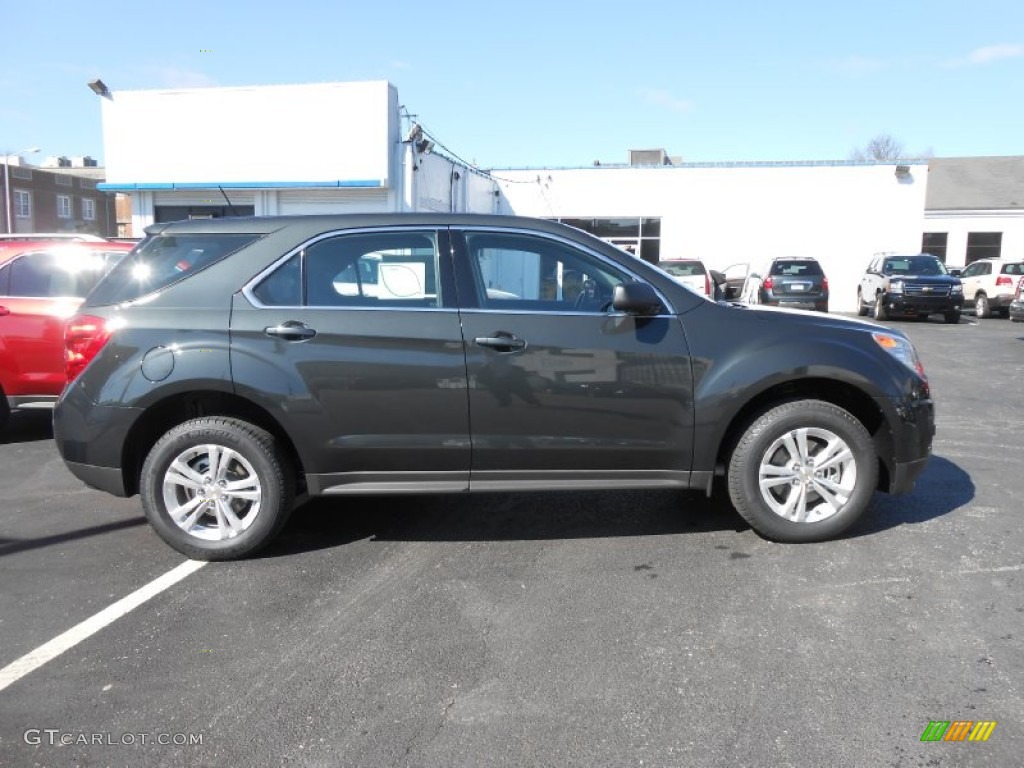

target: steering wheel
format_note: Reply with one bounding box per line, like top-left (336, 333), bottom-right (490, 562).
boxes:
top-left (574, 280), bottom-right (610, 312)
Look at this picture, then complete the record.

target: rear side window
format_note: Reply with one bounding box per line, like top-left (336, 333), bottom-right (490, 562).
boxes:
top-left (88, 233), bottom-right (260, 305)
top-left (1002, 263), bottom-right (1024, 276)
top-left (2, 250), bottom-right (126, 298)
top-left (771, 260), bottom-right (823, 276)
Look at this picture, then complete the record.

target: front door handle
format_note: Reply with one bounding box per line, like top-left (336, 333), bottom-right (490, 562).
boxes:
top-left (475, 333), bottom-right (526, 352)
top-left (264, 320), bottom-right (316, 341)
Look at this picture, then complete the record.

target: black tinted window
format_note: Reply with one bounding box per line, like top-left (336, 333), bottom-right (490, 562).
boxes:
top-left (770, 260), bottom-right (823, 276)
top-left (884, 256), bottom-right (947, 276)
top-left (88, 234), bottom-right (260, 305)
top-left (253, 254), bottom-right (301, 306)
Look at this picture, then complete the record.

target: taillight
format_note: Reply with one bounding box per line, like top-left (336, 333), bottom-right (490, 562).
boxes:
top-left (65, 314), bottom-right (114, 383)
top-left (763, 276), bottom-right (774, 291)
top-left (996, 275), bottom-right (1012, 287)
top-left (704, 273), bottom-right (711, 297)
top-left (822, 276), bottom-right (829, 292)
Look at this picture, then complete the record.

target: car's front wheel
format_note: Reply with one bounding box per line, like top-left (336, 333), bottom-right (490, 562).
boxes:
top-left (856, 289), bottom-right (868, 316)
top-left (727, 400), bottom-right (878, 542)
top-left (873, 293), bottom-right (888, 321)
top-left (944, 311), bottom-right (961, 324)
top-left (974, 293), bottom-right (990, 319)
top-left (140, 417), bottom-right (294, 560)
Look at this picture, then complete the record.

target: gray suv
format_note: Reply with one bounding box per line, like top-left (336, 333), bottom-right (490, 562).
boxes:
top-left (54, 215), bottom-right (935, 560)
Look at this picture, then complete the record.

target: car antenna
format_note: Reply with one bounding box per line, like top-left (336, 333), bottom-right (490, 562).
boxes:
top-left (218, 186), bottom-right (240, 217)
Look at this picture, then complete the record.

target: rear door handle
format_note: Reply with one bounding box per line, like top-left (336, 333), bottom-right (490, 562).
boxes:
top-left (475, 334), bottom-right (526, 352)
top-left (264, 320), bottom-right (316, 341)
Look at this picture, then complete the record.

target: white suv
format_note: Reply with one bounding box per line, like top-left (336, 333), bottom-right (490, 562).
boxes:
top-left (958, 258), bottom-right (1024, 318)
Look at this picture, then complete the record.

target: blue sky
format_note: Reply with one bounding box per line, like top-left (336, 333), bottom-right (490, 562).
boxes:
top-left (2, 0), bottom-right (1022, 168)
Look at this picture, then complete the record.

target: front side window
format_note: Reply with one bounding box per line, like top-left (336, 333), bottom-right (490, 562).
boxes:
top-left (57, 195), bottom-right (72, 218)
top-left (304, 231), bottom-right (440, 308)
top-left (464, 231), bottom-right (630, 313)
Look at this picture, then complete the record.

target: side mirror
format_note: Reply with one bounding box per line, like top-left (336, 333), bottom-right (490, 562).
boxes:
top-left (949, 268), bottom-right (961, 277)
top-left (612, 282), bottom-right (663, 316)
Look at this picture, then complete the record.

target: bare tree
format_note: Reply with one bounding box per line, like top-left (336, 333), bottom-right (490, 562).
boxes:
top-left (849, 133), bottom-right (906, 162)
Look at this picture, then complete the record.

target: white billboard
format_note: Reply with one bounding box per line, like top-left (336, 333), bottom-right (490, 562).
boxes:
top-left (101, 81), bottom-right (398, 188)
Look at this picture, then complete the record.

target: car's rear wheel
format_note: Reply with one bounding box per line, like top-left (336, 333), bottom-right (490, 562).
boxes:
top-left (975, 293), bottom-right (990, 319)
top-left (727, 400), bottom-right (878, 542)
top-left (944, 311), bottom-right (961, 324)
top-left (140, 417), bottom-right (294, 560)
top-left (873, 293), bottom-right (888, 321)
top-left (856, 289), bottom-right (868, 316)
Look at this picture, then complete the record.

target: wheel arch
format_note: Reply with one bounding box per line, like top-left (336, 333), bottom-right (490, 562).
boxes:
top-left (713, 378), bottom-right (892, 492)
top-left (120, 390), bottom-right (306, 497)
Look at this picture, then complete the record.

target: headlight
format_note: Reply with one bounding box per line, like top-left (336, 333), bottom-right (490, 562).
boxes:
top-left (951, 283), bottom-right (963, 294)
top-left (889, 280), bottom-right (904, 294)
top-left (872, 332), bottom-right (926, 379)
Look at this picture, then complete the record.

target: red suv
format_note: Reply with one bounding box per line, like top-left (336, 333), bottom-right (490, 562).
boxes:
top-left (0, 241), bottom-right (134, 430)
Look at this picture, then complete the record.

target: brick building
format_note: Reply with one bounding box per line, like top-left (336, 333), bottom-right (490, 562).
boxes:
top-left (1, 155), bottom-right (117, 237)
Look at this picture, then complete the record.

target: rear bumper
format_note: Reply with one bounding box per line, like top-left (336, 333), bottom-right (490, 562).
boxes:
top-left (63, 460), bottom-right (128, 496)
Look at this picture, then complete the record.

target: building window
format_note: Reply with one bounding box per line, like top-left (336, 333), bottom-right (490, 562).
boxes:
top-left (57, 195), bottom-right (72, 218)
top-left (549, 217), bottom-right (663, 265)
top-left (81, 198), bottom-right (96, 221)
top-left (13, 190), bottom-right (31, 218)
top-left (965, 232), bottom-right (1001, 265)
top-left (56, 174), bottom-right (73, 186)
top-left (80, 178), bottom-right (97, 189)
top-left (922, 233), bottom-right (948, 263)
top-left (10, 166), bottom-right (33, 180)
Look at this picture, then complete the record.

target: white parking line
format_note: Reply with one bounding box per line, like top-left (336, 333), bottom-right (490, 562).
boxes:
top-left (0, 560), bottom-right (206, 693)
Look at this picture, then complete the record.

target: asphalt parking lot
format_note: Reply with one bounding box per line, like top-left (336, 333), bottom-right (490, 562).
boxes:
top-left (1, 314), bottom-right (1022, 767)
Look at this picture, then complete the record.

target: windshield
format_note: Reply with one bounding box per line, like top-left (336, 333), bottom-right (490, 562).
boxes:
top-left (883, 256), bottom-right (948, 276)
top-left (658, 261), bottom-right (706, 277)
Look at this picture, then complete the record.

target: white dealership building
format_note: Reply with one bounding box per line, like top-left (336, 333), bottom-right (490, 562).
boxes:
top-left (99, 79), bottom-right (1007, 313)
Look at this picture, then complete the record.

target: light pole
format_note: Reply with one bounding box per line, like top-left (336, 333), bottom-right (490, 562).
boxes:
top-left (3, 146), bottom-right (40, 233)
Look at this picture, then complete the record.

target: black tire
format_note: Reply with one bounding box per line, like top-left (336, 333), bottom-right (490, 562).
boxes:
top-left (974, 293), bottom-right (989, 319)
top-left (140, 417), bottom-right (294, 560)
top-left (0, 391), bottom-right (8, 433)
top-left (727, 400), bottom-right (878, 543)
top-left (944, 311), bottom-right (961, 324)
top-left (856, 289), bottom-right (868, 316)
top-left (873, 293), bottom-right (888, 321)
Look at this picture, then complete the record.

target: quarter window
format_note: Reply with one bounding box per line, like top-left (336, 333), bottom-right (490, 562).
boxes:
top-left (464, 231), bottom-right (631, 313)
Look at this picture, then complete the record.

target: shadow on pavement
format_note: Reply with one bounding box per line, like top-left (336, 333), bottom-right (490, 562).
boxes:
top-left (0, 410), bottom-right (54, 445)
top-left (264, 454), bottom-right (972, 557)
top-left (846, 454), bottom-right (974, 538)
top-left (262, 488), bottom-right (748, 559)
top-left (0, 517), bottom-right (148, 557)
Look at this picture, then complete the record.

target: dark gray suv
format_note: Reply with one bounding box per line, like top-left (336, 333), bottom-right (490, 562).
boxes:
top-left (54, 214), bottom-right (935, 560)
